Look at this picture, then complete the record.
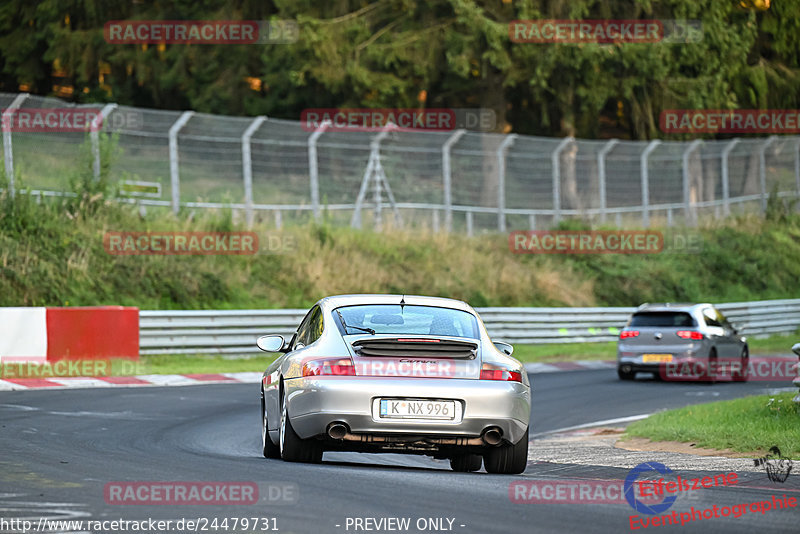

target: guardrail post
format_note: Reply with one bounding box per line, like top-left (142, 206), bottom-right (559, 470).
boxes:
top-left (552, 137), bottom-right (574, 225)
top-left (466, 210), bottom-right (473, 237)
top-left (682, 139), bottom-right (702, 226)
top-left (242, 116), bottom-right (267, 228)
top-left (792, 343), bottom-right (800, 405)
top-left (168, 111), bottom-right (195, 214)
top-left (442, 129), bottom-right (466, 233)
top-left (597, 139), bottom-right (618, 223)
top-left (758, 135), bottom-right (778, 213)
top-left (496, 134), bottom-right (517, 232)
top-left (91, 103), bottom-right (118, 181)
top-left (308, 119), bottom-right (331, 222)
top-left (640, 140), bottom-right (661, 228)
top-left (2, 93), bottom-right (29, 198)
top-left (721, 139), bottom-right (740, 217)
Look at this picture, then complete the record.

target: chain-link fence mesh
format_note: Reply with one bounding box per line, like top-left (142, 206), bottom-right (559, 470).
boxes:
top-left (2, 92), bottom-right (799, 233)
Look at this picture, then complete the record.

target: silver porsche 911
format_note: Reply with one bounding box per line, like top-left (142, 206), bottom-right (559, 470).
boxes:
top-left (257, 294), bottom-right (531, 474)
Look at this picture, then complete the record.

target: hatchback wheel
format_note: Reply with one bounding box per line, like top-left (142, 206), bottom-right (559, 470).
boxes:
top-left (733, 346), bottom-right (749, 382)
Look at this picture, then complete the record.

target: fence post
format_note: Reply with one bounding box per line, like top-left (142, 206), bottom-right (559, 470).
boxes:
top-left (794, 138), bottom-right (800, 198)
top-left (466, 210), bottom-right (473, 237)
top-left (721, 139), bottom-right (739, 217)
top-left (758, 136), bottom-right (778, 213)
top-left (597, 139), bottom-right (618, 224)
top-left (91, 104), bottom-right (118, 181)
top-left (442, 129), bottom-right (466, 233)
top-left (496, 134), bottom-right (517, 232)
top-left (308, 120), bottom-right (331, 222)
top-left (552, 137), bottom-right (574, 225)
top-left (640, 140), bottom-right (661, 228)
top-left (2, 93), bottom-right (29, 198)
top-left (682, 139), bottom-right (702, 226)
top-left (168, 111), bottom-right (194, 214)
top-left (241, 116), bottom-right (267, 228)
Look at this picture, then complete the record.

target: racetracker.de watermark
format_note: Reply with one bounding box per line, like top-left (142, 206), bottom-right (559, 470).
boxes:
top-left (659, 358), bottom-right (799, 382)
top-left (509, 20), bottom-right (702, 44)
top-left (509, 231), bottom-right (703, 254)
top-left (300, 108), bottom-right (496, 132)
top-left (0, 359), bottom-right (146, 379)
top-left (1, 108), bottom-right (101, 133)
top-left (104, 20), bottom-right (298, 44)
top-left (104, 481), bottom-right (298, 505)
top-left (660, 109), bottom-right (800, 134)
top-left (102, 231), bottom-right (298, 256)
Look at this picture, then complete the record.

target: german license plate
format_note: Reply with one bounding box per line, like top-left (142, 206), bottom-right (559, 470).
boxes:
top-left (642, 354), bottom-right (673, 363)
top-left (379, 399), bottom-right (455, 420)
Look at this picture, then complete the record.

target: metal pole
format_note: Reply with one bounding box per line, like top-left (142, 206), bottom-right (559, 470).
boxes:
top-left (351, 124), bottom-right (394, 229)
top-left (308, 119), bottom-right (331, 222)
top-left (794, 138), bottom-right (800, 198)
top-left (91, 103), bottom-right (118, 181)
top-left (168, 111), bottom-right (194, 214)
top-left (640, 140), bottom-right (662, 228)
top-left (442, 129), bottom-right (466, 233)
top-left (242, 116), bottom-right (267, 228)
top-left (758, 136), bottom-right (778, 213)
top-left (551, 137), bottom-right (574, 225)
top-left (721, 139), bottom-right (740, 217)
top-left (2, 93), bottom-right (29, 198)
top-left (597, 139), bottom-right (618, 223)
top-left (496, 134), bottom-right (517, 232)
top-left (682, 139), bottom-right (702, 226)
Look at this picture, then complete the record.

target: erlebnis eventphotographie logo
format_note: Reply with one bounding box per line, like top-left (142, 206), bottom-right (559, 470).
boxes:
top-left (754, 446), bottom-right (793, 483)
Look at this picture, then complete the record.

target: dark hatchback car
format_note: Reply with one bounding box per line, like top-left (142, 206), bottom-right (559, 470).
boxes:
top-left (616, 303), bottom-right (748, 382)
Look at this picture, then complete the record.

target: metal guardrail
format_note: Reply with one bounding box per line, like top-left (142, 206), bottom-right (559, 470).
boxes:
top-left (139, 299), bottom-right (800, 355)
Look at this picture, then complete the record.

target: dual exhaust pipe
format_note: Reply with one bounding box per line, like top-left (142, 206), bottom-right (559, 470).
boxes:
top-left (326, 422), bottom-right (502, 446)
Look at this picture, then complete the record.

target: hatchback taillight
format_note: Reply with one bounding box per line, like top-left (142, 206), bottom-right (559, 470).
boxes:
top-left (676, 330), bottom-right (704, 340)
top-left (620, 330), bottom-right (639, 339)
top-left (479, 363), bottom-right (523, 383)
top-left (302, 358), bottom-right (356, 377)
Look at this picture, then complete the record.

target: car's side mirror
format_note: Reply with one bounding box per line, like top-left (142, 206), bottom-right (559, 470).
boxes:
top-left (494, 341), bottom-right (514, 356)
top-left (257, 335), bottom-right (286, 353)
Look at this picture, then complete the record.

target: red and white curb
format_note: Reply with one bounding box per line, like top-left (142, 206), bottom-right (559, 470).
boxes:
top-left (0, 372), bottom-right (263, 391)
top-left (0, 362), bottom-right (618, 391)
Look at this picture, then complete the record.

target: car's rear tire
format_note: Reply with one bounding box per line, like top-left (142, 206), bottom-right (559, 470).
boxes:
top-left (705, 349), bottom-right (718, 384)
top-left (450, 453), bottom-right (482, 472)
top-left (261, 393), bottom-right (281, 459)
top-left (279, 394), bottom-right (322, 463)
top-left (483, 427), bottom-right (528, 475)
top-left (617, 367), bottom-right (635, 381)
top-left (733, 346), bottom-right (749, 382)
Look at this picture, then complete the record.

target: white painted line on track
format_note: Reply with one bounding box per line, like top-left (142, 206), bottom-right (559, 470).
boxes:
top-left (531, 414), bottom-right (651, 438)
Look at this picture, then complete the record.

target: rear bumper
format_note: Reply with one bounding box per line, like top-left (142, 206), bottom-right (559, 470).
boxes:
top-left (617, 345), bottom-right (705, 374)
top-left (284, 376), bottom-right (530, 444)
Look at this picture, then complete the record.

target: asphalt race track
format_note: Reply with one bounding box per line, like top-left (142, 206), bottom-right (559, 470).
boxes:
top-left (1, 369), bottom-right (798, 534)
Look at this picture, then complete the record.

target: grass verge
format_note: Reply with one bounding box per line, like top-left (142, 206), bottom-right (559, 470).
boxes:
top-left (624, 393), bottom-right (800, 459)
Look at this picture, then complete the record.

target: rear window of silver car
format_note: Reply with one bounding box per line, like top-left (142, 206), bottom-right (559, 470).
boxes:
top-left (629, 312), bottom-right (695, 327)
top-left (336, 304), bottom-right (480, 339)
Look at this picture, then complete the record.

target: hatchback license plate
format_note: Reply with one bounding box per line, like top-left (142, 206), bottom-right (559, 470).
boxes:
top-left (642, 354), bottom-right (673, 363)
top-left (379, 399), bottom-right (455, 420)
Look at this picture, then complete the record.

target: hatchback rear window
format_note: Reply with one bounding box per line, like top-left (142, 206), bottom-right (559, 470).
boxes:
top-left (629, 312), bottom-right (695, 327)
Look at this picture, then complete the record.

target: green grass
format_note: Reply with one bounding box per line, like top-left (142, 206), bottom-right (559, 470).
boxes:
top-left (139, 354), bottom-right (278, 375)
top-left (625, 393), bottom-right (800, 458)
top-left (510, 342), bottom-right (618, 362)
top-left (506, 333), bottom-right (799, 363)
